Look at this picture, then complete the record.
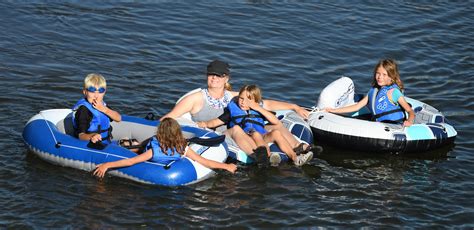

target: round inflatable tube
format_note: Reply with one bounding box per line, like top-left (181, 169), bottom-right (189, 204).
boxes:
top-left (22, 109), bottom-right (228, 186)
top-left (226, 109), bottom-right (313, 164)
top-left (176, 88), bottom-right (314, 164)
top-left (309, 78), bottom-right (457, 153)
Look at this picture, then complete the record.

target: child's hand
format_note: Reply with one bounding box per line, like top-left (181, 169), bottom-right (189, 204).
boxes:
top-left (90, 133), bottom-right (102, 143)
top-left (196, 121), bottom-right (207, 128)
top-left (403, 120), bottom-right (413, 127)
top-left (323, 107), bottom-right (334, 113)
top-left (246, 98), bottom-right (261, 111)
top-left (295, 106), bottom-right (309, 119)
top-left (226, 163), bottom-right (237, 173)
top-left (93, 163), bottom-right (109, 178)
top-left (92, 99), bottom-right (107, 113)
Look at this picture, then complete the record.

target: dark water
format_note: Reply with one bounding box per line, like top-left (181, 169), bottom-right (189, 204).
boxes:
top-left (1, 2), bottom-right (473, 228)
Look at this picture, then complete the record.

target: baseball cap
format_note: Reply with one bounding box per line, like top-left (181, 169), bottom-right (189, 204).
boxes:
top-left (207, 60), bottom-right (230, 76)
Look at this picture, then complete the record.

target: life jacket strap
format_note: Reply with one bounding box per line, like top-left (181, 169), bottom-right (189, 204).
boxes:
top-left (241, 119), bottom-right (265, 128)
top-left (372, 108), bottom-right (404, 121)
top-left (85, 129), bottom-right (109, 134)
top-left (230, 114), bottom-right (248, 122)
top-left (85, 126), bottom-right (113, 141)
top-left (231, 113), bottom-right (265, 128)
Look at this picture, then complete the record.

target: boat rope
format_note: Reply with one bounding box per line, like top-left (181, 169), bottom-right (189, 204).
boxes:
top-left (39, 111), bottom-right (60, 147)
top-left (58, 143), bottom-right (168, 167)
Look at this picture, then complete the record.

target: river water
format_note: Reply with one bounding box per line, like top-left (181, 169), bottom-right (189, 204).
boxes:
top-left (1, 2), bottom-right (473, 228)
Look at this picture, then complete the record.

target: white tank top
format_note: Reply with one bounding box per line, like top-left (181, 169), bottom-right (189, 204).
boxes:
top-left (191, 89), bottom-right (233, 132)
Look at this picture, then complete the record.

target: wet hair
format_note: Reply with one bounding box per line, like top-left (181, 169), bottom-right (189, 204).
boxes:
top-left (239, 85), bottom-right (262, 103)
top-left (371, 59), bottom-right (404, 90)
top-left (156, 118), bottom-right (187, 155)
top-left (84, 73), bottom-right (106, 89)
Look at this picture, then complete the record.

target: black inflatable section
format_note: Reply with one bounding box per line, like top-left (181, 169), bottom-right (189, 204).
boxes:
top-left (312, 127), bottom-right (455, 154)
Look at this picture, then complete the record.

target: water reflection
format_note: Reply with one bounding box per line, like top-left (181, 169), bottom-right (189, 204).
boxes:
top-left (317, 144), bottom-right (454, 170)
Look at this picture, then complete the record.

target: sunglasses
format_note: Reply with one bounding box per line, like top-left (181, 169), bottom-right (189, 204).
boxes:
top-left (86, 86), bottom-right (106, 93)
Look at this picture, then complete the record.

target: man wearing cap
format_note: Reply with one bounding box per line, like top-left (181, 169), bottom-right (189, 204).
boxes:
top-left (162, 60), bottom-right (309, 155)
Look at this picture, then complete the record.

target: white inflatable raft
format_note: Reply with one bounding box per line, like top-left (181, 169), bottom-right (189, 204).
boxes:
top-left (308, 77), bottom-right (457, 153)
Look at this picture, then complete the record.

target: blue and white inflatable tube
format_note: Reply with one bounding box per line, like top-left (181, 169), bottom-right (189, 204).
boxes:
top-left (177, 88), bottom-right (314, 164)
top-left (226, 109), bottom-right (313, 164)
top-left (22, 109), bottom-right (228, 186)
top-left (308, 77), bottom-right (457, 153)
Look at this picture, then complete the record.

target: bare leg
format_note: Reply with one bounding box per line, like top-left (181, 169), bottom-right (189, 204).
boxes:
top-left (250, 132), bottom-right (270, 157)
top-left (224, 126), bottom-right (258, 155)
top-left (263, 130), bottom-right (297, 161)
top-left (265, 123), bottom-right (309, 149)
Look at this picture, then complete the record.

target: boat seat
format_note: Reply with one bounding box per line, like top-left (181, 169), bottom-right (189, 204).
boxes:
top-left (56, 113), bottom-right (77, 137)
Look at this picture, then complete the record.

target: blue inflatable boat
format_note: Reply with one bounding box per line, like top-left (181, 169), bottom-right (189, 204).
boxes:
top-left (22, 109), bottom-right (228, 186)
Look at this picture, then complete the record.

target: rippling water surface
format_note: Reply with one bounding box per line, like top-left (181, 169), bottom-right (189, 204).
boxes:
top-left (1, 2), bottom-right (473, 228)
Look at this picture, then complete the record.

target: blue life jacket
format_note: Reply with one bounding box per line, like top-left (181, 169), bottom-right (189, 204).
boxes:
top-left (368, 84), bottom-right (405, 123)
top-left (144, 136), bottom-right (182, 164)
top-left (72, 98), bottom-right (112, 142)
top-left (227, 99), bottom-right (267, 134)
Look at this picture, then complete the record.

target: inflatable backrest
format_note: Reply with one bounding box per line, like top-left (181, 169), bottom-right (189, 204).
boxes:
top-left (177, 88), bottom-right (202, 121)
top-left (317, 76), bottom-right (355, 109)
top-left (56, 113), bottom-right (76, 136)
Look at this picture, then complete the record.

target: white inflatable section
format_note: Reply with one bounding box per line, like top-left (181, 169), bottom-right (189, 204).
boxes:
top-left (176, 88), bottom-right (202, 121)
top-left (188, 143), bottom-right (227, 180)
top-left (317, 76), bottom-right (355, 109)
top-left (175, 117), bottom-right (198, 127)
top-left (27, 109), bottom-right (72, 125)
top-left (308, 111), bottom-right (406, 139)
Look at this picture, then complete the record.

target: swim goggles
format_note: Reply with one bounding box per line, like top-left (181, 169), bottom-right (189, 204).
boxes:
top-left (86, 86), bottom-right (106, 93)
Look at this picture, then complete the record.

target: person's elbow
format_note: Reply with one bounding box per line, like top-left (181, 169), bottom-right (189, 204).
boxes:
top-left (160, 114), bottom-right (170, 121)
top-left (161, 111), bottom-right (178, 121)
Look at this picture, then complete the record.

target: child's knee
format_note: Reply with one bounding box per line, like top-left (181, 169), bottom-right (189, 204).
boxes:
top-left (270, 130), bottom-right (281, 137)
top-left (273, 121), bottom-right (284, 129)
top-left (251, 131), bottom-right (261, 138)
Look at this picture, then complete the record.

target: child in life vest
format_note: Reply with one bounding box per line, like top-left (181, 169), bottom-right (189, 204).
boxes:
top-left (324, 59), bottom-right (415, 126)
top-left (197, 85), bottom-right (313, 167)
top-left (93, 118), bottom-right (237, 178)
top-left (72, 73), bottom-right (122, 144)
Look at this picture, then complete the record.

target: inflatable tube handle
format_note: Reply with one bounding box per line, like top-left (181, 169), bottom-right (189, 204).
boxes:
top-left (187, 135), bottom-right (225, 147)
top-left (87, 141), bottom-right (107, 150)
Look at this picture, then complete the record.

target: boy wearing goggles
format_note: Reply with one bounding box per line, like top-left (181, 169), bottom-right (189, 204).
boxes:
top-left (72, 73), bottom-right (121, 144)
